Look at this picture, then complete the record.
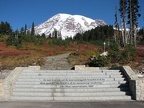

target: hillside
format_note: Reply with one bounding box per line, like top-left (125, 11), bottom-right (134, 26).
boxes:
top-left (0, 32), bottom-right (143, 72)
top-left (0, 40), bottom-right (98, 70)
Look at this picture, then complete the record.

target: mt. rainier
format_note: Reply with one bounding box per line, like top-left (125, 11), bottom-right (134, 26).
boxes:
top-left (35, 13), bottom-right (106, 39)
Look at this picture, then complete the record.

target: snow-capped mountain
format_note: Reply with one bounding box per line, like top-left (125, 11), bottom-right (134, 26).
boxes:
top-left (35, 13), bottom-right (106, 39)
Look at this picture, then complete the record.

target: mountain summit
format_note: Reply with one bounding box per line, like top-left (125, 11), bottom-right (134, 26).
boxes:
top-left (35, 13), bottom-right (106, 39)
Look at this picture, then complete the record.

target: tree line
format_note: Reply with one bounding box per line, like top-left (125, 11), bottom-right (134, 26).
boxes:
top-left (0, 21), bottom-right (73, 48)
top-left (2, 22), bottom-right (47, 48)
top-left (73, 25), bottom-right (114, 42)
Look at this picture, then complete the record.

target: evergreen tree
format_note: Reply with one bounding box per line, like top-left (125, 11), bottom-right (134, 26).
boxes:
top-left (20, 27), bottom-right (24, 34)
top-left (15, 29), bottom-right (19, 41)
top-left (5, 21), bottom-right (12, 34)
top-left (127, 0), bottom-right (141, 47)
top-left (52, 29), bottom-right (58, 38)
top-left (24, 24), bottom-right (27, 35)
top-left (119, 0), bottom-right (127, 46)
top-left (138, 28), bottom-right (144, 42)
top-left (27, 30), bottom-right (30, 36)
top-left (0, 21), bottom-right (6, 34)
top-left (48, 33), bottom-right (52, 38)
top-left (31, 22), bottom-right (35, 36)
top-left (73, 33), bottom-right (82, 41)
top-left (114, 6), bottom-right (120, 43)
top-left (0, 21), bottom-right (12, 34)
top-left (41, 33), bottom-right (46, 38)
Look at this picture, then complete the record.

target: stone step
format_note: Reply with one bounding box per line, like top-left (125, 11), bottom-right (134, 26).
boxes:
top-left (22, 70), bottom-right (120, 73)
top-left (16, 77), bottom-right (125, 82)
top-left (14, 83), bottom-right (128, 88)
top-left (21, 72), bottom-right (121, 75)
top-left (10, 95), bottom-right (132, 101)
top-left (12, 87), bottom-right (130, 93)
top-left (18, 74), bottom-right (123, 79)
top-left (15, 80), bottom-right (126, 85)
top-left (23, 70), bottom-right (121, 74)
top-left (12, 91), bottom-right (131, 97)
top-left (21, 72), bottom-right (121, 76)
top-left (8, 67), bottom-right (132, 101)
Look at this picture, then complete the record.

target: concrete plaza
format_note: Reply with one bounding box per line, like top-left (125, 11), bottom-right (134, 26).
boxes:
top-left (0, 101), bottom-right (144, 108)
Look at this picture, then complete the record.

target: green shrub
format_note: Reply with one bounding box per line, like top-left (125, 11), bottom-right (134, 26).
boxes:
top-left (108, 44), bottom-right (136, 64)
top-left (121, 45), bottom-right (136, 63)
top-left (89, 55), bottom-right (109, 67)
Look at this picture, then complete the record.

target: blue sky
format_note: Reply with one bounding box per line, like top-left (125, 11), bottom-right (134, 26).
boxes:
top-left (0, 0), bottom-right (144, 30)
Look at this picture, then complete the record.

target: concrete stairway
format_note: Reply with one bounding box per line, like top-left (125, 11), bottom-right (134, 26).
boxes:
top-left (10, 69), bottom-right (132, 101)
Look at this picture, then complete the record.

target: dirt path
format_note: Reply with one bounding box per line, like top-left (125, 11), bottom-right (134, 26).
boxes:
top-left (0, 53), bottom-right (73, 80)
top-left (41, 53), bottom-right (72, 70)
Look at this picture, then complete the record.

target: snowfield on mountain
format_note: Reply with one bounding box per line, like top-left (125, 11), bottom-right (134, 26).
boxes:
top-left (35, 13), bottom-right (106, 39)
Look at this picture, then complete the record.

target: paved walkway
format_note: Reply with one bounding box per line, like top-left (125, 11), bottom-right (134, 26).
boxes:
top-left (0, 101), bottom-right (143, 108)
top-left (41, 53), bottom-right (72, 70)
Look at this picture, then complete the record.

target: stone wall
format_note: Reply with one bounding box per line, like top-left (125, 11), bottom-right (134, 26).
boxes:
top-left (0, 80), bottom-right (4, 100)
top-left (122, 66), bottom-right (144, 101)
top-left (1, 66), bottom-right (40, 101)
top-left (1, 67), bottom-right (24, 100)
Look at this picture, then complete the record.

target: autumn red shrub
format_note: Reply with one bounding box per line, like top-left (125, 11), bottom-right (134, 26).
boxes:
top-left (137, 49), bottom-right (144, 57)
top-left (133, 56), bottom-right (143, 62)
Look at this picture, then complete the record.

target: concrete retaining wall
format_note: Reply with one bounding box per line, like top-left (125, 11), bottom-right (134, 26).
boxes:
top-left (1, 66), bottom-right (40, 101)
top-left (122, 66), bottom-right (144, 101)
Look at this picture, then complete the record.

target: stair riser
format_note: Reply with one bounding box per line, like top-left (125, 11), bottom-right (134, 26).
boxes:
top-left (12, 92), bottom-right (130, 97)
top-left (16, 78), bottom-right (125, 82)
top-left (14, 84), bottom-right (128, 88)
top-left (21, 73), bottom-right (121, 76)
top-left (22, 70), bottom-right (120, 73)
top-left (10, 96), bottom-right (131, 101)
top-left (13, 88), bottom-right (129, 92)
top-left (18, 75), bottom-right (123, 79)
top-left (15, 81), bottom-right (126, 85)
